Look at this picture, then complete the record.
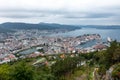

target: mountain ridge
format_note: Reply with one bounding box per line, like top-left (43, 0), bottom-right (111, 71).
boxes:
top-left (0, 22), bottom-right (120, 33)
top-left (0, 22), bottom-right (81, 33)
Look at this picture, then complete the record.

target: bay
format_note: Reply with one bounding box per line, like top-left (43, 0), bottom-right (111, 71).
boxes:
top-left (51, 28), bottom-right (120, 42)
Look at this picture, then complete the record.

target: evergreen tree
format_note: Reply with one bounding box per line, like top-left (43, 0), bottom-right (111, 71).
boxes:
top-left (10, 61), bottom-right (35, 80)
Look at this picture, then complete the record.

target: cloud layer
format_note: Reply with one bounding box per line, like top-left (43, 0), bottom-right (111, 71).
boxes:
top-left (0, 0), bottom-right (120, 25)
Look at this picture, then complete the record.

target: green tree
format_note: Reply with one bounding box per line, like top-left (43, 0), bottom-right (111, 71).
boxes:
top-left (0, 64), bottom-right (10, 80)
top-left (112, 63), bottom-right (120, 80)
top-left (113, 48), bottom-right (120, 63)
top-left (105, 40), bottom-right (118, 68)
top-left (10, 61), bottom-right (35, 80)
top-left (51, 57), bottom-right (78, 79)
top-left (35, 66), bottom-right (56, 80)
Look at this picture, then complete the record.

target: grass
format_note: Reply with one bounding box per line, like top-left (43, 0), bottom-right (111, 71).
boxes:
top-left (64, 65), bottom-right (95, 80)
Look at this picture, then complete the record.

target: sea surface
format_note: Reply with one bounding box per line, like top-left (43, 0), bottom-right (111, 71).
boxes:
top-left (18, 47), bottom-right (36, 55)
top-left (51, 28), bottom-right (120, 42)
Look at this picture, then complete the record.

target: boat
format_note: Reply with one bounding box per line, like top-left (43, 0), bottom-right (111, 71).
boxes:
top-left (107, 37), bottom-right (112, 42)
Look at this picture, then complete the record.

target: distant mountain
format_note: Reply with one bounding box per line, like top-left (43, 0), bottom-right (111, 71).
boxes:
top-left (0, 22), bottom-right (120, 33)
top-left (0, 22), bottom-right (81, 33)
top-left (0, 26), bottom-right (14, 33)
top-left (82, 25), bottom-right (120, 29)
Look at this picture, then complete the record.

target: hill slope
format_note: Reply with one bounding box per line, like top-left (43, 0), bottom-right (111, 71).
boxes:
top-left (0, 22), bottom-right (81, 33)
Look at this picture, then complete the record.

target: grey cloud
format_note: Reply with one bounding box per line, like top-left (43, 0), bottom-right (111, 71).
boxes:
top-left (63, 13), bottom-right (115, 19)
top-left (0, 11), bottom-right (49, 19)
top-left (0, 8), bottom-right (119, 20)
top-left (0, 1), bottom-right (120, 25)
top-left (0, 9), bottom-right (68, 19)
top-left (0, 11), bottom-right (119, 21)
top-left (86, 13), bottom-right (114, 18)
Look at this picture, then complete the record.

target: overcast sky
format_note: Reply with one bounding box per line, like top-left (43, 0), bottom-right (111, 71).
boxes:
top-left (0, 0), bottom-right (120, 25)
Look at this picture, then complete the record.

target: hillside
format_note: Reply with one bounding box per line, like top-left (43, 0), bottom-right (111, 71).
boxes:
top-left (0, 41), bottom-right (120, 80)
top-left (0, 22), bottom-right (81, 33)
top-left (0, 22), bottom-right (120, 33)
top-left (0, 27), bottom-right (14, 33)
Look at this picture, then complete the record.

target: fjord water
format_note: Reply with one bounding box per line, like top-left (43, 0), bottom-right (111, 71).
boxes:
top-left (51, 28), bottom-right (120, 42)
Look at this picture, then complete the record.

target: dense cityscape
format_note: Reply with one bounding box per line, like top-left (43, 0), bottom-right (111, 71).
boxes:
top-left (0, 29), bottom-right (107, 64)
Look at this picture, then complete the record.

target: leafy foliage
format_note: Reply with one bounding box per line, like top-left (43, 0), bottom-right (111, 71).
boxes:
top-left (112, 63), bottom-right (120, 80)
top-left (0, 64), bottom-right (10, 80)
top-left (51, 57), bottom-right (79, 79)
top-left (10, 61), bottom-right (35, 80)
